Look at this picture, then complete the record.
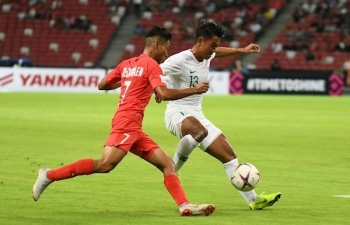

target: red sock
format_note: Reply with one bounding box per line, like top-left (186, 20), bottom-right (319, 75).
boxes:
top-left (47, 158), bottom-right (94, 181)
top-left (164, 173), bottom-right (189, 207)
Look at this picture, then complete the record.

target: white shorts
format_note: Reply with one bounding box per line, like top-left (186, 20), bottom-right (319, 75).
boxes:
top-left (165, 105), bottom-right (222, 151)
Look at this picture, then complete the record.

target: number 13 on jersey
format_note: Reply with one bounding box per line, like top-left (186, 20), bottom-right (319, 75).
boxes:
top-left (189, 75), bottom-right (198, 87)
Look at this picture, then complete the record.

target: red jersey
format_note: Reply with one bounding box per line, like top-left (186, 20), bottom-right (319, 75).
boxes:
top-left (105, 53), bottom-right (166, 127)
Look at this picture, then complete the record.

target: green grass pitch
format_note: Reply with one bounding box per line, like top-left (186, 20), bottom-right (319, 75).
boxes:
top-left (0, 93), bottom-right (349, 225)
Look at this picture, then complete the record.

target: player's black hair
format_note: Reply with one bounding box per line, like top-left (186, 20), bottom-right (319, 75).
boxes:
top-left (195, 20), bottom-right (225, 41)
top-left (145, 26), bottom-right (172, 42)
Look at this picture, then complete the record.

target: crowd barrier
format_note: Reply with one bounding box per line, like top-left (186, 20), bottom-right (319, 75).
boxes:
top-left (0, 67), bottom-right (344, 96)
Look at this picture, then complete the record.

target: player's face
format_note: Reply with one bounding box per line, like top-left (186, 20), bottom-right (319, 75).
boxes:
top-left (155, 40), bottom-right (170, 64)
top-left (200, 36), bottom-right (220, 60)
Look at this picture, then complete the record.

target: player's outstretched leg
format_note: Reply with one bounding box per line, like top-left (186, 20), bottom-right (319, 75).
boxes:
top-left (224, 158), bottom-right (282, 210)
top-left (32, 148), bottom-right (126, 202)
top-left (179, 203), bottom-right (216, 216)
top-left (205, 134), bottom-right (282, 210)
top-left (32, 168), bottom-right (52, 201)
top-left (248, 192), bottom-right (282, 210)
top-left (32, 158), bottom-right (95, 201)
top-left (173, 135), bottom-right (199, 172)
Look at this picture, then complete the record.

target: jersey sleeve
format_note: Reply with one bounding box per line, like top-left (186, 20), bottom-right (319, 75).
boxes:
top-left (105, 65), bottom-right (122, 85)
top-left (160, 55), bottom-right (183, 77)
top-left (148, 63), bottom-right (167, 89)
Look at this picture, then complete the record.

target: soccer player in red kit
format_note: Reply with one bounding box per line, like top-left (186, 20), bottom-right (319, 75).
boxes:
top-left (32, 26), bottom-right (215, 216)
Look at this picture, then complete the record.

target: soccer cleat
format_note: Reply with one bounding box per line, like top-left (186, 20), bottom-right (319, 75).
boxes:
top-left (32, 168), bottom-right (52, 201)
top-left (179, 203), bottom-right (215, 216)
top-left (248, 192), bottom-right (281, 210)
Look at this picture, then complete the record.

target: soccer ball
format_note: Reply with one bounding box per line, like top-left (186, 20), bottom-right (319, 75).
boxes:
top-left (231, 163), bottom-right (260, 192)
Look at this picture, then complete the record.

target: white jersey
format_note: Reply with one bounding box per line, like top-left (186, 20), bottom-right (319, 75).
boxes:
top-left (160, 50), bottom-right (215, 109)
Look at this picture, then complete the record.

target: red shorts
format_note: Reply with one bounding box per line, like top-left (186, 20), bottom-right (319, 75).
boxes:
top-left (104, 117), bottom-right (159, 160)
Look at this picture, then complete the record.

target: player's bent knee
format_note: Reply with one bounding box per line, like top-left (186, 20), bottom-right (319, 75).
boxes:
top-left (94, 160), bottom-right (117, 173)
top-left (101, 164), bottom-right (116, 173)
top-left (162, 161), bottom-right (176, 175)
top-left (192, 127), bottom-right (208, 141)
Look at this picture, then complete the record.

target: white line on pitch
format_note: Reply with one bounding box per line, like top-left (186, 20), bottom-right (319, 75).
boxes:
top-left (333, 195), bottom-right (350, 198)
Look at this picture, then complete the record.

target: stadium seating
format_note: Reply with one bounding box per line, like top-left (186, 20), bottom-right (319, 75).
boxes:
top-left (254, 0), bottom-right (350, 70)
top-left (0, 0), bottom-right (125, 67)
top-left (119, 0), bottom-right (288, 70)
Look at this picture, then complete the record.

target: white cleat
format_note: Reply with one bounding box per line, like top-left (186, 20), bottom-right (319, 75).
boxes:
top-left (32, 168), bottom-right (52, 201)
top-left (179, 203), bottom-right (216, 216)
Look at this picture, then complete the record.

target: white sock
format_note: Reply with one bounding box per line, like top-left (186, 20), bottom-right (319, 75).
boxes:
top-left (173, 135), bottom-right (199, 172)
top-left (223, 158), bottom-right (258, 203)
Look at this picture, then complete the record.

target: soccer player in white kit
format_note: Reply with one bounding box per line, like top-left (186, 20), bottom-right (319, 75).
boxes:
top-left (159, 20), bottom-right (282, 210)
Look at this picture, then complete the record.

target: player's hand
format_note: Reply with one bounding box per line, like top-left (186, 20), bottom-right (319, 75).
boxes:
top-left (243, 43), bottom-right (261, 53)
top-left (194, 82), bottom-right (210, 94)
top-left (154, 91), bottom-right (162, 103)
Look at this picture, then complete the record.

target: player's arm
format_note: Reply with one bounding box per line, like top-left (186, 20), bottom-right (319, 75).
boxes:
top-left (98, 78), bottom-right (121, 90)
top-left (154, 83), bottom-right (209, 101)
top-left (98, 69), bottom-right (121, 90)
top-left (214, 43), bottom-right (261, 58)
